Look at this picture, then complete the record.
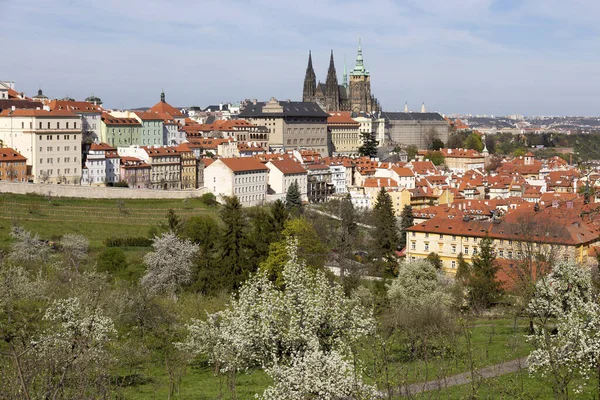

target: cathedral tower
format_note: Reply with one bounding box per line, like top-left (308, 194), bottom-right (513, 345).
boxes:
top-left (302, 51), bottom-right (316, 102)
top-left (349, 39), bottom-right (374, 113)
top-left (325, 50), bottom-right (341, 112)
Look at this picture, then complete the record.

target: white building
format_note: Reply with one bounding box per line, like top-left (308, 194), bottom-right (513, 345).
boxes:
top-left (0, 109), bottom-right (82, 183)
top-left (82, 142), bottom-right (120, 185)
top-left (265, 158), bottom-right (308, 201)
top-left (204, 157), bottom-right (269, 206)
top-left (326, 162), bottom-right (347, 193)
top-left (374, 166), bottom-right (415, 189)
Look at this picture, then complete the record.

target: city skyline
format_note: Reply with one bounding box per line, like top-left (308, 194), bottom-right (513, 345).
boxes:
top-left (3, 0), bottom-right (600, 116)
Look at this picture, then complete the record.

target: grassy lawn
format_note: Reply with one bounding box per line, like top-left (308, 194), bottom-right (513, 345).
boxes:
top-left (0, 193), bottom-right (218, 249)
top-left (119, 366), bottom-right (272, 400)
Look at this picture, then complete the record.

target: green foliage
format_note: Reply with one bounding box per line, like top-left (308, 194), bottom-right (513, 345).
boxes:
top-left (426, 252), bottom-right (443, 270)
top-left (103, 236), bottom-right (152, 247)
top-left (113, 180), bottom-right (129, 187)
top-left (181, 215), bottom-right (220, 293)
top-left (467, 237), bottom-right (503, 309)
top-left (406, 144), bottom-right (418, 161)
top-left (200, 192), bottom-right (218, 206)
top-left (455, 252), bottom-right (470, 284)
top-left (163, 208), bottom-right (182, 234)
top-left (285, 181), bottom-right (303, 214)
top-left (270, 199), bottom-right (289, 234)
top-left (512, 147), bottom-right (527, 157)
top-left (219, 196), bottom-right (249, 290)
top-left (358, 131), bottom-right (379, 158)
top-left (260, 218), bottom-right (327, 285)
top-left (447, 132), bottom-right (468, 149)
top-left (97, 247), bottom-right (128, 273)
top-left (398, 204), bottom-right (414, 250)
top-left (464, 132), bottom-right (484, 152)
top-left (429, 138), bottom-right (445, 151)
top-left (372, 188), bottom-right (399, 276)
top-left (424, 150), bottom-right (445, 166)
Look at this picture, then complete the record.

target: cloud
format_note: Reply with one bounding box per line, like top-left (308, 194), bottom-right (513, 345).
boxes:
top-left (1, 0), bottom-right (599, 115)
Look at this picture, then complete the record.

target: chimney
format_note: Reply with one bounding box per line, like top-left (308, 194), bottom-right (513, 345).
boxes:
top-left (11, 106), bottom-right (16, 111)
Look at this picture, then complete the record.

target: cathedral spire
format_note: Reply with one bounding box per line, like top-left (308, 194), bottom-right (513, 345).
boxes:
top-left (350, 38), bottom-right (369, 77)
top-left (302, 51), bottom-right (316, 102)
top-left (325, 50), bottom-right (340, 111)
top-left (343, 55), bottom-right (348, 89)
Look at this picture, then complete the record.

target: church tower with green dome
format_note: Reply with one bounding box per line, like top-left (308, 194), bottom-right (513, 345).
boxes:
top-left (349, 39), bottom-right (376, 113)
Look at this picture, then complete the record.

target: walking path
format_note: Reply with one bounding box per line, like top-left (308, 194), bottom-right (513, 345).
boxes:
top-left (397, 357), bottom-right (528, 397)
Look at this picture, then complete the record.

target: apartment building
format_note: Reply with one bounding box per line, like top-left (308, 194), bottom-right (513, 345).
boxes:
top-left (328, 112), bottom-right (361, 155)
top-left (266, 158), bottom-right (308, 200)
top-left (238, 98), bottom-right (330, 156)
top-left (0, 147), bottom-right (27, 182)
top-left (204, 157), bottom-right (269, 206)
top-left (100, 112), bottom-right (142, 147)
top-left (0, 109), bottom-right (82, 183)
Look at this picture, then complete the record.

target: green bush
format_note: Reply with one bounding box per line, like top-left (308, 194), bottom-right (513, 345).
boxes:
top-left (200, 192), bottom-right (218, 206)
top-left (97, 247), bottom-right (128, 273)
top-left (103, 237), bottom-right (152, 247)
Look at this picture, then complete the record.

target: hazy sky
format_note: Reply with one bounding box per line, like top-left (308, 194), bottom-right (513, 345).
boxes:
top-left (3, 0), bottom-right (600, 116)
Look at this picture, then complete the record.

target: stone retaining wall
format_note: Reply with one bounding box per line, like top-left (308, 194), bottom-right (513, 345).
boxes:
top-left (0, 182), bottom-right (208, 199)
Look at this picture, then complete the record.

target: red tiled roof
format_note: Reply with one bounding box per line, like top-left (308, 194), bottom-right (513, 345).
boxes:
top-left (363, 177), bottom-right (399, 188)
top-left (48, 100), bottom-right (102, 113)
top-left (269, 158), bottom-right (307, 174)
top-left (0, 109), bottom-right (77, 117)
top-left (149, 100), bottom-right (183, 117)
top-left (0, 147), bottom-right (26, 161)
top-left (218, 157), bottom-right (269, 172)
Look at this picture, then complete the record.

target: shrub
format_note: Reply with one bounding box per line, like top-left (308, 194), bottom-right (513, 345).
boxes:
top-left (103, 237), bottom-right (152, 247)
top-left (200, 192), bottom-right (217, 206)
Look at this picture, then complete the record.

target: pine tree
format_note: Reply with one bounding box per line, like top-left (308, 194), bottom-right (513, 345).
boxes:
top-left (270, 199), bottom-right (289, 238)
top-left (468, 236), bottom-right (503, 310)
top-left (372, 188), bottom-right (399, 276)
top-left (219, 196), bottom-right (248, 289)
top-left (455, 252), bottom-right (470, 284)
top-left (398, 205), bottom-right (414, 250)
top-left (358, 131), bottom-right (379, 158)
top-left (285, 181), bottom-right (303, 214)
top-left (338, 194), bottom-right (357, 283)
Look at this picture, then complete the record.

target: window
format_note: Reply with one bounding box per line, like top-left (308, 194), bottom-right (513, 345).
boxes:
top-left (452, 235), bottom-right (457, 241)
top-left (451, 244), bottom-right (456, 253)
top-left (508, 251), bottom-right (513, 259)
top-left (439, 234), bottom-right (443, 239)
top-left (66, 122), bottom-right (69, 129)
top-left (47, 122), bottom-right (50, 129)
top-left (47, 147), bottom-right (52, 151)
top-left (473, 247), bottom-right (478, 255)
top-left (56, 122), bottom-right (60, 129)
top-left (411, 242), bottom-right (416, 250)
top-left (424, 243), bottom-right (429, 251)
top-left (425, 233), bottom-right (429, 238)
top-left (499, 250), bottom-right (504, 257)
top-left (451, 261), bottom-right (456, 269)
top-left (412, 232), bottom-right (416, 237)
top-left (74, 122), bottom-right (77, 129)
top-left (464, 247), bottom-right (469, 255)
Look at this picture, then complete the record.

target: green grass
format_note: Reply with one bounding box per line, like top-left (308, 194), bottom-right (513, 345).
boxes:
top-left (0, 193), bottom-right (218, 249)
top-left (120, 366), bottom-right (271, 400)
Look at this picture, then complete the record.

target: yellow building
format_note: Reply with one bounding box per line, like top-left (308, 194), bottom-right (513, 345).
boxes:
top-left (406, 201), bottom-right (600, 274)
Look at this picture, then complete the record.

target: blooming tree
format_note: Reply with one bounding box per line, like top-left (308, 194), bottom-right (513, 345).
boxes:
top-left (141, 232), bottom-right (199, 297)
top-left (8, 226), bottom-right (50, 264)
top-left (258, 342), bottom-right (377, 400)
top-left (387, 260), bottom-right (453, 309)
top-left (33, 297), bottom-right (117, 398)
top-left (60, 233), bottom-right (89, 269)
top-left (527, 261), bottom-right (600, 398)
top-left (181, 241), bottom-right (376, 397)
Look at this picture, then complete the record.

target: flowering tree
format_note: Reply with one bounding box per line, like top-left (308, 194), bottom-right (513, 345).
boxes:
top-left (8, 226), bottom-right (50, 264)
top-left (258, 342), bottom-right (377, 400)
top-left (33, 297), bottom-right (117, 399)
top-left (181, 242), bottom-right (376, 398)
top-left (141, 232), bottom-right (199, 297)
top-left (527, 261), bottom-right (600, 398)
top-left (60, 233), bottom-right (89, 269)
top-left (388, 260), bottom-right (453, 309)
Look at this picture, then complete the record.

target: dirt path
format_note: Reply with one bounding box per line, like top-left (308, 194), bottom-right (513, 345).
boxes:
top-left (396, 357), bottom-right (529, 397)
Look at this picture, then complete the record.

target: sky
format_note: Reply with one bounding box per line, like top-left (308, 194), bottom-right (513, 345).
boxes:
top-left (2, 0), bottom-right (600, 116)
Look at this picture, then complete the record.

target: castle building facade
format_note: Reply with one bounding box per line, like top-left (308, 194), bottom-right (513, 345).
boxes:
top-left (303, 40), bottom-right (379, 114)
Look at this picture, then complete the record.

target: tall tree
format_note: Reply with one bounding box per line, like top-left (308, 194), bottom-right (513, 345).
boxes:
top-left (465, 132), bottom-right (484, 152)
top-left (398, 204), bottom-right (414, 250)
top-left (246, 207), bottom-right (278, 268)
top-left (467, 236), bottom-right (503, 310)
top-left (358, 131), bottom-right (379, 158)
top-left (181, 215), bottom-right (220, 294)
top-left (285, 181), bottom-right (303, 214)
top-left (219, 196), bottom-right (248, 289)
top-left (455, 252), bottom-right (470, 284)
top-left (372, 188), bottom-right (399, 277)
top-left (337, 194), bottom-right (358, 283)
top-left (270, 199), bottom-right (289, 239)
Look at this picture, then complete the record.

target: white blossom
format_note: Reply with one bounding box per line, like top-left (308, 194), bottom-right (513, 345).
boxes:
top-left (258, 342), bottom-right (378, 400)
top-left (387, 260), bottom-right (453, 309)
top-left (60, 233), bottom-right (89, 267)
top-left (141, 232), bottom-right (199, 296)
top-left (527, 261), bottom-right (600, 390)
top-left (181, 241), bottom-right (376, 385)
top-left (8, 226), bottom-right (50, 263)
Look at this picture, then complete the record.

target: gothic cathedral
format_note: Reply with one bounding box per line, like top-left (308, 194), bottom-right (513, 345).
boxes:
top-left (302, 40), bottom-right (380, 113)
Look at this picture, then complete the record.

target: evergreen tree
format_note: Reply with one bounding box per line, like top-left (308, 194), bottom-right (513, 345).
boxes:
top-left (426, 252), bottom-right (443, 270)
top-left (285, 181), bottom-right (303, 214)
top-left (246, 207), bottom-right (277, 268)
top-left (219, 196), bottom-right (248, 289)
top-left (398, 204), bottom-right (414, 250)
top-left (181, 215), bottom-right (220, 294)
top-left (358, 131), bottom-right (379, 158)
top-left (372, 188), bottom-right (399, 276)
top-left (338, 194), bottom-right (358, 284)
top-left (467, 236), bottom-right (503, 310)
top-left (455, 252), bottom-right (470, 284)
top-left (270, 199), bottom-right (289, 238)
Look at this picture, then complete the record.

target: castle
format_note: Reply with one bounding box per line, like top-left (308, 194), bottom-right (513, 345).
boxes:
top-left (302, 40), bottom-right (380, 113)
